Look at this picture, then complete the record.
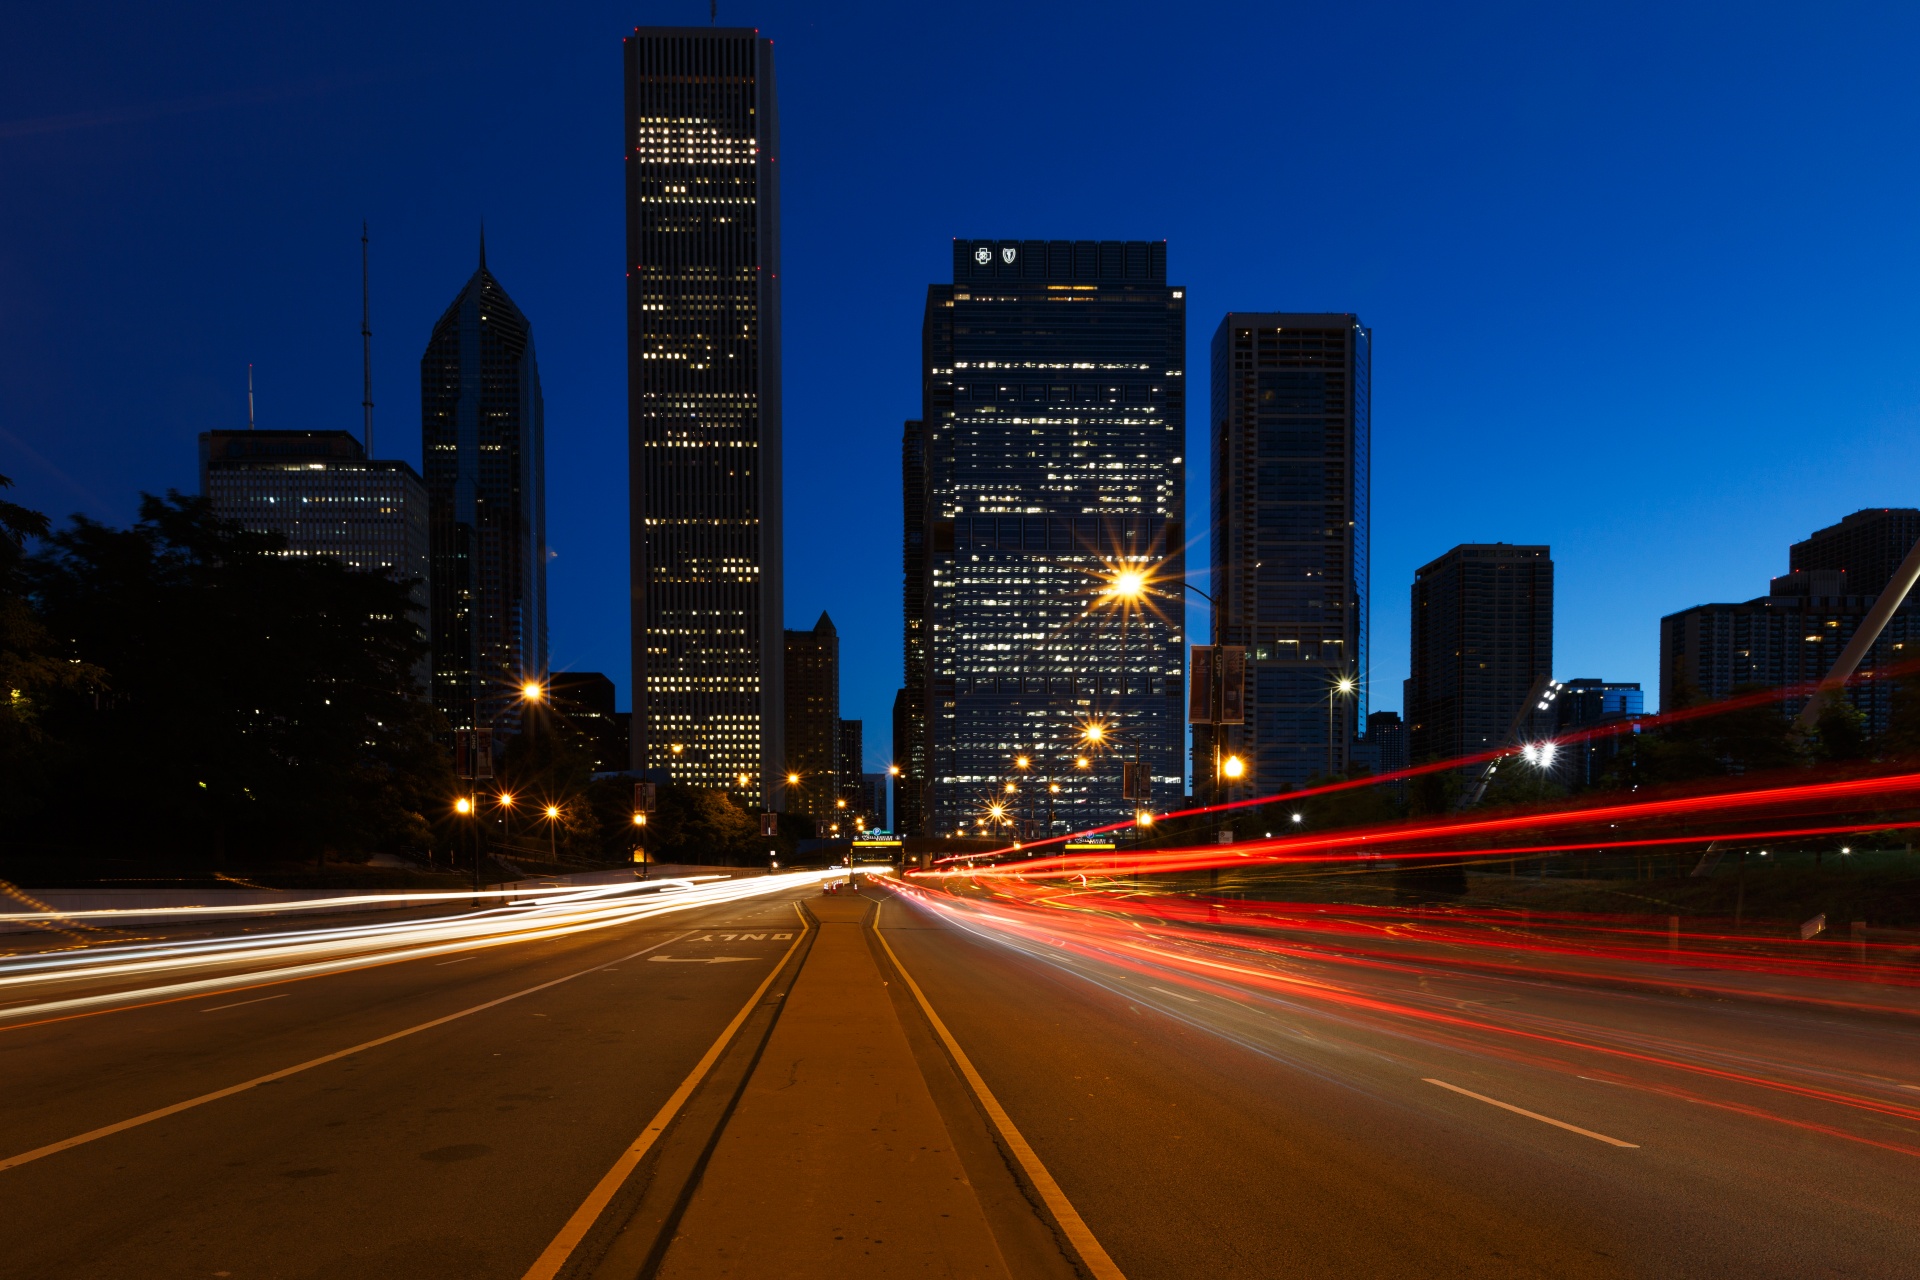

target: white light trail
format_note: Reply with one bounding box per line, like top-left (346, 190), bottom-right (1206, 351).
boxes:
top-left (0, 870), bottom-right (843, 1028)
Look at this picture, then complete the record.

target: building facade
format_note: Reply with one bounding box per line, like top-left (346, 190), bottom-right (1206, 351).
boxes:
top-left (1199, 313), bottom-right (1370, 798)
top-left (1349, 709), bottom-right (1407, 777)
top-left (625, 27), bottom-right (784, 802)
top-left (910, 239), bottom-right (1186, 836)
top-left (839, 718), bottom-right (863, 803)
top-left (1554, 678), bottom-right (1643, 789)
top-left (900, 420), bottom-right (929, 834)
top-left (1662, 577), bottom-right (1917, 736)
top-left (420, 242), bottom-right (548, 736)
top-left (1407, 544), bottom-right (1554, 765)
top-left (200, 429), bottom-right (429, 691)
top-left (783, 612), bottom-right (838, 817)
top-left (1790, 508), bottom-right (1920, 596)
top-left (550, 671), bottom-right (625, 774)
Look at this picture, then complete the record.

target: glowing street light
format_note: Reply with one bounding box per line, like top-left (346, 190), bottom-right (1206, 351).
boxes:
top-left (1291, 812), bottom-right (1304, 824)
top-left (1222, 755), bottom-right (1246, 780)
top-left (1520, 740), bottom-right (1558, 769)
top-left (1015, 756), bottom-right (1030, 770)
top-left (521, 681), bottom-right (544, 702)
top-left (454, 797), bottom-right (473, 815)
top-left (1004, 781), bottom-right (1017, 793)
top-left (786, 772), bottom-right (801, 785)
top-left (633, 812), bottom-right (647, 826)
top-left (1075, 756), bottom-right (1091, 770)
top-left (544, 805), bottom-right (560, 819)
top-left (888, 764), bottom-right (901, 777)
top-left (1106, 569), bottom-right (1146, 600)
top-left (1082, 723), bottom-right (1105, 745)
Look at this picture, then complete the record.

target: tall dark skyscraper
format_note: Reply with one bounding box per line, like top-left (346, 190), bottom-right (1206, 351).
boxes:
top-left (909, 240), bottom-right (1186, 836)
top-left (624, 27), bottom-right (783, 802)
top-left (783, 613), bottom-right (837, 818)
top-left (420, 240), bottom-right (548, 734)
top-left (900, 419), bottom-right (929, 834)
top-left (1199, 314), bottom-right (1370, 798)
top-left (1406, 544), bottom-right (1553, 765)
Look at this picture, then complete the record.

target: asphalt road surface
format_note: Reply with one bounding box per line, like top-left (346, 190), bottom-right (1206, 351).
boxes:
top-left (2, 874), bottom-right (1916, 1278)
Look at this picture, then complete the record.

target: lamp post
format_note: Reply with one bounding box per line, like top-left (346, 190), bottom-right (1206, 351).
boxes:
top-left (1327, 673), bottom-right (1357, 779)
top-left (543, 803), bottom-right (561, 862)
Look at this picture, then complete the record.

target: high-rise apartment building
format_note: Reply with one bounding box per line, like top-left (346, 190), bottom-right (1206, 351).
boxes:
top-left (1663, 518), bottom-right (1920, 735)
top-left (1789, 508), bottom-right (1920, 598)
top-left (839, 718), bottom-right (863, 802)
top-left (1349, 709), bottom-right (1407, 777)
top-left (1555, 678), bottom-right (1643, 789)
top-left (625, 27), bottom-right (783, 801)
top-left (1407, 544), bottom-right (1554, 765)
top-left (420, 241), bottom-right (548, 736)
top-left (200, 429), bottom-right (429, 691)
top-left (1199, 314), bottom-right (1370, 797)
top-left (783, 613), bottom-right (838, 817)
top-left (909, 240), bottom-right (1185, 835)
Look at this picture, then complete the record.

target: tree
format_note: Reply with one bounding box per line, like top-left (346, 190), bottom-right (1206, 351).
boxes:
top-left (19, 493), bottom-right (450, 865)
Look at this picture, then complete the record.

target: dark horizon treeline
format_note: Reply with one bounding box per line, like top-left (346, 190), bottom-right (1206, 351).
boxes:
top-left (0, 477), bottom-right (795, 873)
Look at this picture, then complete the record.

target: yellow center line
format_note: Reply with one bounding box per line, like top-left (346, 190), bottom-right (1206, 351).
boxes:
top-left (872, 895), bottom-right (1128, 1280)
top-left (519, 902), bottom-right (811, 1280)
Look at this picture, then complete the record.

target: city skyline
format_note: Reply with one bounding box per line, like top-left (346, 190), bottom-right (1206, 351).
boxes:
top-left (8, 3), bottom-right (1920, 779)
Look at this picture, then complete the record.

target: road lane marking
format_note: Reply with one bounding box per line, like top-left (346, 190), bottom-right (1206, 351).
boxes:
top-left (873, 904), bottom-right (1127, 1280)
top-left (1147, 985), bottom-right (1199, 1003)
top-left (435, 956), bottom-right (477, 966)
top-left (0, 930), bottom-right (698, 1175)
top-left (1423, 1078), bottom-right (1639, 1148)
top-left (646, 955), bottom-right (756, 965)
top-left (520, 905), bottom-right (811, 1280)
top-left (201, 994), bottom-right (286, 1012)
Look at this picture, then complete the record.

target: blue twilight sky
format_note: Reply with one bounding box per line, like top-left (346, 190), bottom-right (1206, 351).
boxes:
top-left (5, 2), bottom-right (1920, 774)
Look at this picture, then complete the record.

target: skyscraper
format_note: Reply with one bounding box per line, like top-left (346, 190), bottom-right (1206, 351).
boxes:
top-left (910, 240), bottom-right (1186, 835)
top-left (783, 613), bottom-right (838, 818)
top-left (900, 419), bottom-right (929, 834)
top-left (1662, 514), bottom-right (1920, 736)
top-left (1789, 508), bottom-right (1920, 597)
top-left (625, 27), bottom-right (783, 802)
top-left (1406, 544), bottom-right (1554, 765)
top-left (419, 242), bottom-right (547, 734)
top-left (1200, 314), bottom-right (1370, 797)
top-left (839, 718), bottom-right (863, 804)
top-left (200, 429), bottom-right (429, 692)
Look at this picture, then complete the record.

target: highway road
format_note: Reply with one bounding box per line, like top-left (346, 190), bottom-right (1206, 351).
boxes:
top-left (1, 872), bottom-right (1916, 1278)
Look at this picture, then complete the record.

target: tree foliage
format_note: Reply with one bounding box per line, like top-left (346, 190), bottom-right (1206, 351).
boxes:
top-left (10, 491), bottom-right (450, 864)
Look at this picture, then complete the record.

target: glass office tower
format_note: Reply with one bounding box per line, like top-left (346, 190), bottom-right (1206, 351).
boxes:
top-left (624, 27), bottom-right (784, 801)
top-left (1202, 315), bottom-right (1370, 797)
top-left (913, 240), bottom-right (1186, 836)
top-left (420, 243), bottom-right (548, 735)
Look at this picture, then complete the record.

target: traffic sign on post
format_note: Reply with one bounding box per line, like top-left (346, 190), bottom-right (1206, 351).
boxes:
top-left (634, 781), bottom-right (657, 813)
top-left (760, 812), bottom-right (779, 838)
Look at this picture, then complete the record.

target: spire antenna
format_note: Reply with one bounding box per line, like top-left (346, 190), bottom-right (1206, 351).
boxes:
top-left (479, 221), bottom-right (487, 270)
top-left (361, 221), bottom-right (374, 456)
top-left (247, 363), bottom-right (255, 430)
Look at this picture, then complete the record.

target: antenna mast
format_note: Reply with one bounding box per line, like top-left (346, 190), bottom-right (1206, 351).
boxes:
top-left (361, 222), bottom-right (374, 456)
top-left (248, 364), bottom-right (255, 430)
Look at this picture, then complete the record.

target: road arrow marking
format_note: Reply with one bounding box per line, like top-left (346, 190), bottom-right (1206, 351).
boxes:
top-left (647, 956), bottom-right (756, 964)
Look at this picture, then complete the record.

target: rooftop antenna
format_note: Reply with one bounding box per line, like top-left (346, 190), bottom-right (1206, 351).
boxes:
top-left (247, 363), bottom-right (256, 430)
top-left (361, 221), bottom-right (374, 456)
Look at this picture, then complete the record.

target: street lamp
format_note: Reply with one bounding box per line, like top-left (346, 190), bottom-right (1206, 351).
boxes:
top-left (1327, 672), bottom-right (1358, 777)
top-left (542, 803), bottom-right (561, 862)
top-left (1222, 754), bottom-right (1245, 780)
